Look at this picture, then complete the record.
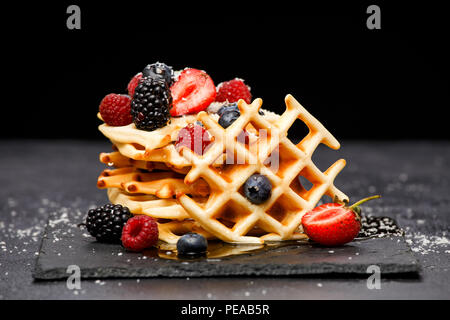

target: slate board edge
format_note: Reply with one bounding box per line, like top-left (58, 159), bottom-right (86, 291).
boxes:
top-left (33, 260), bottom-right (420, 280)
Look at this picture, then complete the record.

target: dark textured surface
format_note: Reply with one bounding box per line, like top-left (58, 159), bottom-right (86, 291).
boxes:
top-left (1, 140), bottom-right (449, 299)
top-left (34, 219), bottom-right (419, 279)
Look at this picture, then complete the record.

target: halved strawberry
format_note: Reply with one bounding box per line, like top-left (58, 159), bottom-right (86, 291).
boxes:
top-left (301, 195), bottom-right (381, 246)
top-left (170, 68), bottom-right (216, 116)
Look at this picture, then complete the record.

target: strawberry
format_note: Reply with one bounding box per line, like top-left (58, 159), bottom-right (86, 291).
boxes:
top-left (170, 68), bottom-right (216, 116)
top-left (127, 72), bottom-right (142, 97)
top-left (301, 195), bottom-right (381, 246)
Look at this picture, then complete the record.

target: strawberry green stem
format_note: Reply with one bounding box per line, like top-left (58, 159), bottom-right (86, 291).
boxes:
top-left (349, 195), bottom-right (381, 210)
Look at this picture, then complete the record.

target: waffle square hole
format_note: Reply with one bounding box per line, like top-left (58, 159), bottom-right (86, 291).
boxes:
top-left (234, 122), bottom-right (266, 149)
top-left (266, 194), bottom-right (304, 226)
top-left (289, 168), bottom-right (322, 201)
top-left (317, 194), bottom-right (333, 206)
top-left (287, 118), bottom-right (310, 145)
top-left (212, 199), bottom-right (252, 230)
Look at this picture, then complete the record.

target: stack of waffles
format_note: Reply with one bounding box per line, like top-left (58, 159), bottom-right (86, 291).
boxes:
top-left (97, 94), bottom-right (348, 244)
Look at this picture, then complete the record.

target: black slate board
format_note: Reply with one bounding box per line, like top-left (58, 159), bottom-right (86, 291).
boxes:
top-left (33, 215), bottom-right (420, 280)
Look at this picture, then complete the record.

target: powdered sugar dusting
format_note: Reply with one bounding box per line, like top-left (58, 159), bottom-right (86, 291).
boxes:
top-left (405, 231), bottom-right (449, 255)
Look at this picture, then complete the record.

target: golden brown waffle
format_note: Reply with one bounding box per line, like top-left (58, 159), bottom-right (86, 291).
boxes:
top-left (107, 187), bottom-right (191, 220)
top-left (107, 187), bottom-right (307, 244)
top-left (99, 114), bottom-right (197, 150)
top-left (176, 94), bottom-right (348, 244)
top-left (99, 111), bottom-right (280, 169)
top-left (99, 114), bottom-right (199, 169)
top-left (99, 151), bottom-right (190, 174)
top-left (98, 167), bottom-right (210, 198)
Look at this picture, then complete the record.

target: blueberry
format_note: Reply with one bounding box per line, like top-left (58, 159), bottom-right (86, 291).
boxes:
top-left (217, 103), bottom-right (239, 117)
top-left (177, 233), bottom-right (208, 256)
top-left (142, 62), bottom-right (174, 87)
top-left (243, 174), bottom-right (272, 204)
top-left (218, 110), bottom-right (240, 128)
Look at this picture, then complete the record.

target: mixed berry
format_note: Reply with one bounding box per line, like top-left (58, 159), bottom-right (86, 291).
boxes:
top-left (176, 233), bottom-right (208, 257)
top-left (98, 61), bottom-right (258, 163)
top-left (175, 123), bottom-right (212, 155)
top-left (216, 78), bottom-right (252, 104)
top-left (127, 73), bottom-right (143, 97)
top-left (217, 102), bottom-right (239, 117)
top-left (243, 173), bottom-right (273, 204)
top-left (301, 195), bottom-right (381, 246)
top-left (84, 205), bottom-right (159, 251)
top-left (218, 109), bottom-right (241, 129)
top-left (170, 68), bottom-right (216, 116)
top-left (99, 94), bottom-right (133, 127)
top-left (121, 215), bottom-right (159, 252)
top-left (131, 77), bottom-right (172, 131)
top-left (85, 204), bottom-right (133, 243)
top-left (358, 215), bottom-right (402, 238)
top-left (142, 62), bottom-right (175, 87)
top-left (98, 62), bottom-right (253, 131)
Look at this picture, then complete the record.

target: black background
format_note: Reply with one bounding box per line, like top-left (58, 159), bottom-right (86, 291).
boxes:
top-left (3, 1), bottom-right (449, 140)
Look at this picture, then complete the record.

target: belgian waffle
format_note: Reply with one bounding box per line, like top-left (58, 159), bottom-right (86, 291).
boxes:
top-left (96, 95), bottom-right (346, 245)
top-left (176, 95), bottom-right (348, 244)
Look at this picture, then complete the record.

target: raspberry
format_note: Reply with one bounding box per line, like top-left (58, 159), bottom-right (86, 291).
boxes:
top-left (215, 79), bottom-right (252, 104)
top-left (99, 94), bottom-right (133, 126)
top-left (175, 123), bottom-right (212, 155)
top-left (121, 215), bottom-right (159, 251)
top-left (127, 73), bottom-right (142, 97)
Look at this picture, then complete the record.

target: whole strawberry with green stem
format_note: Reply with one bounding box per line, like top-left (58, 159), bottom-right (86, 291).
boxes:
top-left (301, 195), bottom-right (381, 246)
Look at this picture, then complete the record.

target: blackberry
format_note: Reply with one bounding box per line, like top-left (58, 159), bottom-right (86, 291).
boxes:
top-left (131, 77), bottom-right (172, 131)
top-left (85, 204), bottom-right (132, 243)
top-left (142, 62), bottom-right (174, 87)
top-left (358, 215), bottom-right (402, 238)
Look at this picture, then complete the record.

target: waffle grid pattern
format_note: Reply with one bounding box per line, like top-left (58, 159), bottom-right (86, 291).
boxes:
top-left (177, 94), bottom-right (348, 244)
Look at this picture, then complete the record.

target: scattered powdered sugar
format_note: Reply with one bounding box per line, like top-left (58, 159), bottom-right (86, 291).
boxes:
top-left (405, 231), bottom-right (449, 255)
top-left (49, 212), bottom-right (70, 228)
top-left (173, 70), bottom-right (181, 82)
top-left (0, 195), bottom-right (94, 262)
top-left (206, 101), bottom-right (227, 114)
top-left (95, 280), bottom-right (106, 286)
